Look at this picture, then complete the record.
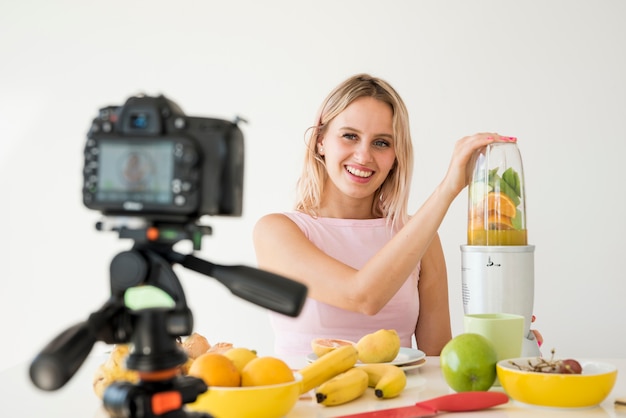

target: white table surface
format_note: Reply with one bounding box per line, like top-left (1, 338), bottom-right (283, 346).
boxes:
top-left (5, 355), bottom-right (626, 417)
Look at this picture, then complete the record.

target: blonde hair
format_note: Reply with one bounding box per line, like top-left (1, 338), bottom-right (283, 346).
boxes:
top-left (295, 74), bottom-right (414, 227)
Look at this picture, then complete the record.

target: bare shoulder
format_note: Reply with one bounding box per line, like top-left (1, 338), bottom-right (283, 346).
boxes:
top-left (254, 213), bottom-right (294, 231)
top-left (253, 213), bottom-right (301, 242)
top-left (253, 213), bottom-right (312, 268)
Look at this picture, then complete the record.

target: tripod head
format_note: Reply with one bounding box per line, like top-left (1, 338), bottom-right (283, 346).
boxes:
top-left (29, 218), bottom-right (308, 417)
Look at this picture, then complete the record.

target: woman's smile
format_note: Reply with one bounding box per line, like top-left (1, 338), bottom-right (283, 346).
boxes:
top-left (345, 164), bottom-right (374, 180)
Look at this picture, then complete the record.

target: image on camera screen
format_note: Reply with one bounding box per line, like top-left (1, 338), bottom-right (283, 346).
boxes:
top-left (96, 141), bottom-right (173, 205)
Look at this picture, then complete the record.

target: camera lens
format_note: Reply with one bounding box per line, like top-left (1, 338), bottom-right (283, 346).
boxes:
top-left (130, 113), bottom-right (149, 129)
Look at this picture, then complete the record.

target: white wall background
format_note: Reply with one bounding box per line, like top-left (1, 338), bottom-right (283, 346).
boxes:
top-left (2, 0), bottom-right (625, 373)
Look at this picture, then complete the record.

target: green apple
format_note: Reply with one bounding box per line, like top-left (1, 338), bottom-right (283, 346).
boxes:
top-left (440, 333), bottom-right (498, 392)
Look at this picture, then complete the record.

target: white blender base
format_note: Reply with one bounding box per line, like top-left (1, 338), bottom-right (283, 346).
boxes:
top-left (461, 245), bottom-right (539, 357)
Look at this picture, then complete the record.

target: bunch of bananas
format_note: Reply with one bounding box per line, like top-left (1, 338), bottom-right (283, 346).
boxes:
top-left (299, 343), bottom-right (408, 407)
top-left (313, 362), bottom-right (407, 406)
top-left (299, 344), bottom-right (360, 393)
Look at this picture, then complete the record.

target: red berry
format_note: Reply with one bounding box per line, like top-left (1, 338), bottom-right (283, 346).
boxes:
top-left (558, 359), bottom-right (582, 374)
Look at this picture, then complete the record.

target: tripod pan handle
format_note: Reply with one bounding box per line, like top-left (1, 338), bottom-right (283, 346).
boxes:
top-left (212, 265), bottom-right (307, 317)
top-left (29, 321), bottom-right (96, 391)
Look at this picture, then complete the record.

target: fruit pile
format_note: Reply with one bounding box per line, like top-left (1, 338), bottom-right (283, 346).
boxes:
top-left (307, 329), bottom-right (407, 406)
top-left (94, 328), bottom-right (409, 409)
top-left (191, 349), bottom-right (295, 387)
top-left (312, 329), bottom-right (401, 364)
top-left (93, 332), bottom-right (294, 397)
top-left (467, 166), bottom-right (529, 245)
top-left (469, 167), bottom-right (522, 230)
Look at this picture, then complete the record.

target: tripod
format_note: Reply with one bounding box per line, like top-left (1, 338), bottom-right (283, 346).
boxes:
top-left (29, 221), bottom-right (308, 418)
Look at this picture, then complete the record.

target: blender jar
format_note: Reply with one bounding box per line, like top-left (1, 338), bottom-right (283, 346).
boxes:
top-left (467, 142), bottom-right (527, 245)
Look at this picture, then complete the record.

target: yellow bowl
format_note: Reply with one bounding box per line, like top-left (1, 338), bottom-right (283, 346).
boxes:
top-left (497, 357), bottom-right (617, 408)
top-left (187, 373), bottom-right (303, 418)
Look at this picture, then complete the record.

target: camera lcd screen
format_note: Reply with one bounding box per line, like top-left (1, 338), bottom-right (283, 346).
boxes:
top-left (96, 140), bottom-right (174, 205)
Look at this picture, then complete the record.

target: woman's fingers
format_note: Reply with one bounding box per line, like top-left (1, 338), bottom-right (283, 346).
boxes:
top-left (531, 315), bottom-right (543, 347)
top-left (441, 133), bottom-right (518, 199)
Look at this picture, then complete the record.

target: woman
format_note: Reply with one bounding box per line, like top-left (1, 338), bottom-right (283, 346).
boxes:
top-left (253, 74), bottom-right (516, 357)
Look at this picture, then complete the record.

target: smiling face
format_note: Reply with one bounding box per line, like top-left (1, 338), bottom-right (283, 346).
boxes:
top-left (318, 96), bottom-right (397, 217)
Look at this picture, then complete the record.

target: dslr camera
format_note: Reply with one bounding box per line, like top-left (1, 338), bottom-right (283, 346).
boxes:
top-left (83, 94), bottom-right (244, 222)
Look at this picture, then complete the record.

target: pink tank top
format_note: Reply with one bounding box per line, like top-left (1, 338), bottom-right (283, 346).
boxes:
top-left (269, 212), bottom-right (420, 357)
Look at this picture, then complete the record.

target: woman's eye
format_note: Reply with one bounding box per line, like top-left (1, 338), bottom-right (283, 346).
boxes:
top-left (342, 133), bottom-right (357, 140)
top-left (374, 139), bottom-right (390, 148)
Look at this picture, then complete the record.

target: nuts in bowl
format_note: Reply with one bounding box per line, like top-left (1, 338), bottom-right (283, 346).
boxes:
top-left (497, 355), bottom-right (617, 408)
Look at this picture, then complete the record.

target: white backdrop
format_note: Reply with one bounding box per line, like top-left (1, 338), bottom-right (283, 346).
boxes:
top-left (2, 0), bottom-right (625, 373)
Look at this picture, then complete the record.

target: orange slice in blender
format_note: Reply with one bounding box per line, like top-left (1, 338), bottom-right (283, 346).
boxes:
top-left (486, 192), bottom-right (517, 218)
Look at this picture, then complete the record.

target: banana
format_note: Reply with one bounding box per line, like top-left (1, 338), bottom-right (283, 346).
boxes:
top-left (315, 367), bottom-right (369, 406)
top-left (359, 363), bottom-right (407, 399)
top-left (298, 344), bottom-right (359, 393)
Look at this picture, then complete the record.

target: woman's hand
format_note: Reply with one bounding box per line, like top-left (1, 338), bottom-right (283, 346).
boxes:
top-left (440, 133), bottom-right (517, 199)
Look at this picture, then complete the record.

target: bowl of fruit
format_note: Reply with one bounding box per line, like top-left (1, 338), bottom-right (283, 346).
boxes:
top-left (94, 333), bottom-right (365, 418)
top-left (497, 351), bottom-right (617, 408)
top-left (185, 351), bottom-right (303, 418)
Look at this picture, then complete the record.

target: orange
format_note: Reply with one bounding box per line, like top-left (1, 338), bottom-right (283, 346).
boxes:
top-left (486, 192), bottom-right (516, 218)
top-left (241, 356), bottom-right (295, 386)
top-left (311, 338), bottom-right (355, 358)
top-left (188, 352), bottom-right (241, 387)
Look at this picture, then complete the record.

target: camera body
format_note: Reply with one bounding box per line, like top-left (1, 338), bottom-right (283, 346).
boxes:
top-left (83, 94), bottom-right (244, 222)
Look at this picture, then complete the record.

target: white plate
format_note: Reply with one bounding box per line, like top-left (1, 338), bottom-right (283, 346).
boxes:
top-left (306, 347), bottom-right (426, 368)
top-left (395, 357), bottom-right (427, 371)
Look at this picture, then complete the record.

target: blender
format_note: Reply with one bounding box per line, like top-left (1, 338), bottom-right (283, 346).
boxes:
top-left (460, 141), bottom-right (541, 357)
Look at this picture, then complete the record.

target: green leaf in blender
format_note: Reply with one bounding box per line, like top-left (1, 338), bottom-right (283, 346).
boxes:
top-left (502, 167), bottom-right (521, 197)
